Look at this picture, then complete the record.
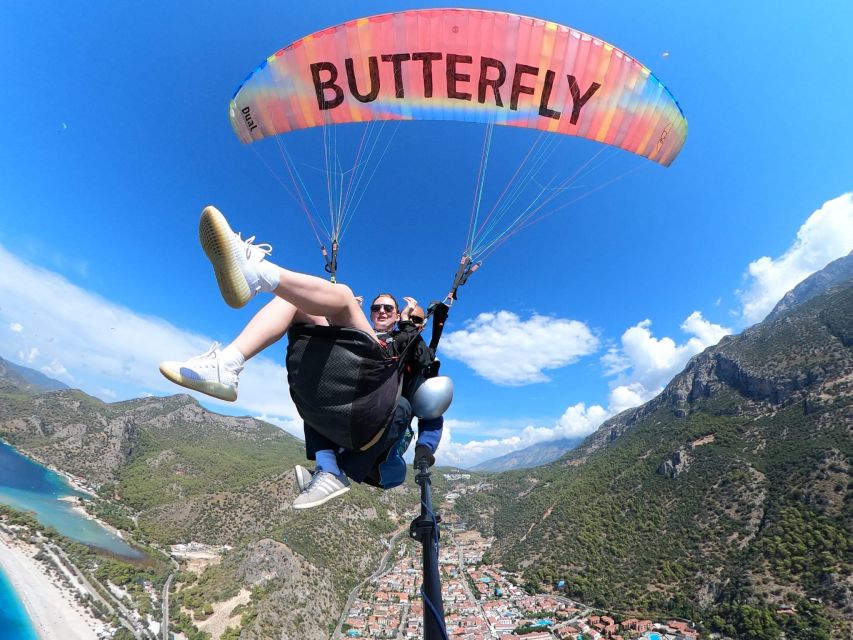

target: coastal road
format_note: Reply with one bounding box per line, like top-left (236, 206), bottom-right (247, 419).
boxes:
top-left (161, 573), bottom-right (174, 640)
top-left (47, 541), bottom-right (147, 639)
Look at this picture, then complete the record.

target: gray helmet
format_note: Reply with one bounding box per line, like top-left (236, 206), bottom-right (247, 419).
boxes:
top-left (412, 376), bottom-right (454, 419)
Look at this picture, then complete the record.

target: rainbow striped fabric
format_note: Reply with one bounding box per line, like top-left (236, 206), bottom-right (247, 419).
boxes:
top-left (229, 8), bottom-right (687, 166)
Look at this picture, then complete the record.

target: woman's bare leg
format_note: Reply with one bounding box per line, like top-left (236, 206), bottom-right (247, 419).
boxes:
top-left (269, 268), bottom-right (376, 337)
top-left (231, 297), bottom-right (328, 359)
top-left (198, 205), bottom-right (376, 340)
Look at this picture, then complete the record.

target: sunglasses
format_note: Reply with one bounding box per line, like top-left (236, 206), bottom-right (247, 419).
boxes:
top-left (410, 315), bottom-right (424, 325)
top-left (370, 304), bottom-right (396, 313)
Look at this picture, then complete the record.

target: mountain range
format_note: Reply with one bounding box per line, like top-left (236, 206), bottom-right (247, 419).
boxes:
top-left (453, 256), bottom-right (852, 639)
top-left (472, 251), bottom-right (853, 473)
top-left (0, 253), bottom-right (850, 639)
top-left (471, 437), bottom-right (584, 472)
top-left (0, 355), bottom-right (69, 393)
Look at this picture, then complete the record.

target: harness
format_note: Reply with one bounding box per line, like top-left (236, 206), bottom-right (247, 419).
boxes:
top-left (286, 258), bottom-right (475, 455)
top-left (286, 324), bottom-right (403, 451)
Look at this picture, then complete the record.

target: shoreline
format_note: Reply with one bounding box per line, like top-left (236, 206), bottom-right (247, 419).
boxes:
top-left (56, 470), bottom-right (98, 499)
top-left (0, 438), bottom-right (98, 498)
top-left (0, 440), bottom-right (143, 560)
top-left (0, 528), bottom-right (108, 639)
top-left (4, 441), bottom-right (123, 540)
top-left (56, 495), bottom-right (129, 542)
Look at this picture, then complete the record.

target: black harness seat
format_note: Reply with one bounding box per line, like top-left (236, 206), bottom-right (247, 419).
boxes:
top-left (285, 324), bottom-right (402, 451)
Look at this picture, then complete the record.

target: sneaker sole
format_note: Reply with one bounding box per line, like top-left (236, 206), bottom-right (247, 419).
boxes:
top-left (159, 363), bottom-right (238, 402)
top-left (199, 206), bottom-right (251, 309)
top-left (294, 465), bottom-right (313, 492)
top-left (292, 484), bottom-right (350, 510)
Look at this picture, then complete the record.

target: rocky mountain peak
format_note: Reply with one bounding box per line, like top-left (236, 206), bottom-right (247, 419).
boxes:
top-left (766, 250), bottom-right (853, 321)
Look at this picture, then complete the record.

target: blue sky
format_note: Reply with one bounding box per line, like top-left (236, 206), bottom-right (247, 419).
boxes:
top-left (1, 1), bottom-right (851, 467)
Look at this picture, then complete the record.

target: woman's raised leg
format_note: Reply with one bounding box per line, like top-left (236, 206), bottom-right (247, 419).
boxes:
top-left (199, 205), bottom-right (376, 338)
top-left (232, 296), bottom-right (327, 359)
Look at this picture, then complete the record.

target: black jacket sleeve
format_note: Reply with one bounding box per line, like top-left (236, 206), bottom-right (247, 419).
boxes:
top-left (394, 325), bottom-right (438, 400)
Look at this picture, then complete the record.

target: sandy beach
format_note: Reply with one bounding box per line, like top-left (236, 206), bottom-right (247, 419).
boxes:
top-left (0, 529), bottom-right (107, 640)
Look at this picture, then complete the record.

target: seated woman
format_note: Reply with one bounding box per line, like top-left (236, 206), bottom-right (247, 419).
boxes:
top-left (299, 301), bottom-right (445, 494)
top-left (159, 206), bottom-right (443, 510)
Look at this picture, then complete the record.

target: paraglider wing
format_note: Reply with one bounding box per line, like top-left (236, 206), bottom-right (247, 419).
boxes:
top-left (230, 8), bottom-right (687, 166)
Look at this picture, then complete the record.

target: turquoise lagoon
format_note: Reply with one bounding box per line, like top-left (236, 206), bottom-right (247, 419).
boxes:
top-left (0, 440), bottom-right (141, 558)
top-left (0, 439), bottom-right (144, 637)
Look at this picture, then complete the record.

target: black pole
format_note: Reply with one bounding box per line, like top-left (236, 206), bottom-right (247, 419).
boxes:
top-left (427, 302), bottom-right (450, 353)
top-left (410, 462), bottom-right (447, 640)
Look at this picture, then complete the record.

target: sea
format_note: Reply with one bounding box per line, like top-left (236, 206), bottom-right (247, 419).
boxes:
top-left (0, 439), bottom-right (142, 637)
top-left (0, 566), bottom-right (37, 640)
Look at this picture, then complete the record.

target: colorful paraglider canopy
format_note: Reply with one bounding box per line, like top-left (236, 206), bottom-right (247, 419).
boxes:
top-left (230, 8), bottom-right (687, 166)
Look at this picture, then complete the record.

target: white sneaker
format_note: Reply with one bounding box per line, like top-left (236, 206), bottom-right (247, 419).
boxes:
top-left (292, 471), bottom-right (350, 510)
top-left (294, 465), bottom-right (314, 492)
top-left (159, 343), bottom-right (241, 401)
top-left (199, 205), bottom-right (274, 309)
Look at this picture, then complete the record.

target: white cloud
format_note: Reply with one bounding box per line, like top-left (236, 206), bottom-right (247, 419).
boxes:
top-left (441, 418), bottom-right (483, 433)
top-left (554, 402), bottom-right (609, 438)
top-left (41, 360), bottom-right (69, 378)
top-left (739, 193), bottom-right (853, 324)
top-left (437, 428), bottom-right (521, 468)
top-left (608, 382), bottom-right (648, 414)
top-left (681, 311), bottom-right (730, 347)
top-left (602, 312), bottom-right (731, 413)
top-left (435, 402), bottom-right (608, 468)
top-left (440, 311), bottom-right (599, 386)
top-left (437, 311), bottom-right (730, 468)
top-left (0, 244), bottom-right (302, 430)
top-left (9, 322), bottom-right (23, 333)
top-left (255, 414), bottom-right (304, 440)
top-left (18, 347), bottom-right (39, 364)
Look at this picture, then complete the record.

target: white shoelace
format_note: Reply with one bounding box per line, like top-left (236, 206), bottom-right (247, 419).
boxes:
top-left (235, 233), bottom-right (272, 260)
top-left (189, 342), bottom-right (220, 364)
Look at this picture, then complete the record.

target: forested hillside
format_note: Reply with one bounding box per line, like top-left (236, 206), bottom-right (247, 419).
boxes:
top-left (0, 389), bottom-right (420, 640)
top-left (455, 279), bottom-right (852, 639)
